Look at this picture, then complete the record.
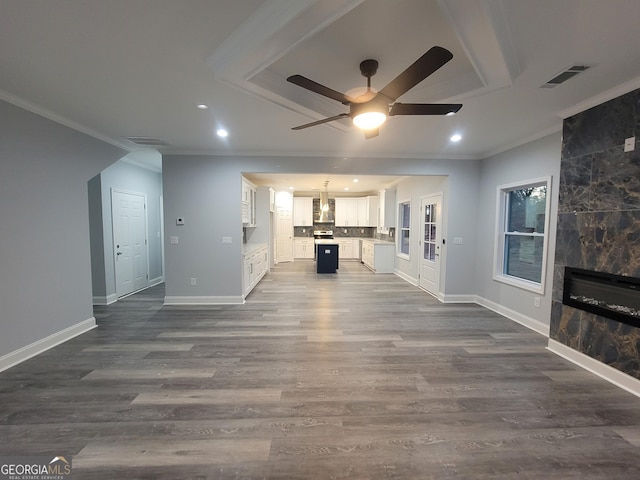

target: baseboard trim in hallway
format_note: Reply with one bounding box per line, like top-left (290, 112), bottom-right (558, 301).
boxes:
top-left (476, 295), bottom-right (550, 337)
top-left (0, 317), bottom-right (97, 373)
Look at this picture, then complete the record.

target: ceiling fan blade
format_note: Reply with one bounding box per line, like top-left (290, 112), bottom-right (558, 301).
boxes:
top-left (389, 103), bottom-right (462, 116)
top-left (363, 128), bottom-right (379, 139)
top-left (287, 75), bottom-right (353, 105)
top-left (379, 46), bottom-right (453, 102)
top-left (291, 113), bottom-right (350, 130)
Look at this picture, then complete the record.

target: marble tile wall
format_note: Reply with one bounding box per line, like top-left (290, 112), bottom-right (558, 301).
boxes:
top-left (552, 88), bottom-right (640, 379)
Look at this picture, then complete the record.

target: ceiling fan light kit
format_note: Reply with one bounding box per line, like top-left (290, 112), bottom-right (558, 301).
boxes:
top-left (352, 97), bottom-right (388, 129)
top-left (287, 46), bottom-right (463, 139)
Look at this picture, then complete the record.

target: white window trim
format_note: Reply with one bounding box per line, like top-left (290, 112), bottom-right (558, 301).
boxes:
top-left (397, 199), bottom-right (410, 260)
top-left (493, 176), bottom-right (552, 294)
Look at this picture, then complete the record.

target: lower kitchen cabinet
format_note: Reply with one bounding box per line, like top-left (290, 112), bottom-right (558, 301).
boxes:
top-left (243, 243), bottom-right (269, 297)
top-left (336, 239), bottom-right (353, 259)
top-left (361, 239), bottom-right (395, 273)
top-left (294, 238), bottom-right (315, 259)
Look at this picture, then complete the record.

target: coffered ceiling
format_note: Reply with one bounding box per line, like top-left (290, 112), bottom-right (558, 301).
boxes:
top-left (2, 0), bottom-right (640, 171)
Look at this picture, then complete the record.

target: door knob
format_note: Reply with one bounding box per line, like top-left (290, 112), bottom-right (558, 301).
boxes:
top-left (116, 252), bottom-right (122, 256)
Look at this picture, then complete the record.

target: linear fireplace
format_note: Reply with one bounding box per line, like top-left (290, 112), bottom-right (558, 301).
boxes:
top-left (563, 267), bottom-right (640, 328)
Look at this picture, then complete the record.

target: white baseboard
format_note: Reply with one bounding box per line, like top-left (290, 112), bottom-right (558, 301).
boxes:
top-left (394, 269), bottom-right (417, 286)
top-left (0, 317), bottom-right (97, 373)
top-left (164, 295), bottom-right (244, 305)
top-left (149, 276), bottom-right (164, 287)
top-left (92, 293), bottom-right (118, 306)
top-left (476, 295), bottom-right (550, 337)
top-left (547, 339), bottom-right (640, 398)
top-left (441, 294), bottom-right (477, 303)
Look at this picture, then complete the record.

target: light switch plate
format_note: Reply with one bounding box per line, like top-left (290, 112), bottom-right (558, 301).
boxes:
top-left (624, 137), bottom-right (635, 152)
top-left (170, 236), bottom-right (179, 245)
top-left (222, 236), bottom-right (232, 244)
top-left (453, 237), bottom-right (463, 245)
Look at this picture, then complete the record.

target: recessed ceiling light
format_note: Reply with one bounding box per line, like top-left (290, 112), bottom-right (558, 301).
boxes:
top-left (450, 133), bottom-right (462, 142)
top-left (353, 178), bottom-right (359, 183)
top-left (344, 187), bottom-right (349, 191)
top-left (289, 186), bottom-right (294, 190)
top-left (197, 104), bottom-right (208, 110)
top-left (216, 129), bottom-right (228, 137)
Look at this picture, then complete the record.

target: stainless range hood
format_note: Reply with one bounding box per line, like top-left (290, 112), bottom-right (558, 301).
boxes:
top-left (314, 181), bottom-right (334, 223)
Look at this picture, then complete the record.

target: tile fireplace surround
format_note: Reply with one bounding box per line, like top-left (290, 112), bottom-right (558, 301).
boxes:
top-left (551, 87), bottom-right (640, 380)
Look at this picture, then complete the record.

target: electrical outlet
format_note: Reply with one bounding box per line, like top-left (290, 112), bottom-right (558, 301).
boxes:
top-left (534, 296), bottom-right (541, 308)
top-left (190, 278), bottom-right (197, 286)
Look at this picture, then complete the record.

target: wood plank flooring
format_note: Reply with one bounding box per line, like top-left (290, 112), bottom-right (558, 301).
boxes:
top-left (1, 260), bottom-right (640, 478)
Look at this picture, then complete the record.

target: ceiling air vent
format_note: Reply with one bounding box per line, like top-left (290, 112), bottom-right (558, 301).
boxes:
top-left (541, 65), bottom-right (590, 88)
top-left (124, 136), bottom-right (169, 146)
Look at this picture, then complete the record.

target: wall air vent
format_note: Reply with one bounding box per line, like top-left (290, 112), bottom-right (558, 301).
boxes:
top-left (124, 136), bottom-right (169, 146)
top-left (541, 65), bottom-right (590, 88)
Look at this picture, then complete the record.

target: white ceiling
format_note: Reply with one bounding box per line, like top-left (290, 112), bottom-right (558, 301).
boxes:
top-left (2, 0), bottom-right (640, 181)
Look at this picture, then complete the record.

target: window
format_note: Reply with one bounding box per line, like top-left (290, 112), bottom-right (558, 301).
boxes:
top-left (398, 201), bottom-right (410, 257)
top-left (494, 177), bottom-right (551, 293)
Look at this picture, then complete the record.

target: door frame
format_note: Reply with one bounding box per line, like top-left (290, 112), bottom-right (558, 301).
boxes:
top-left (111, 188), bottom-right (150, 297)
top-left (419, 192), bottom-right (444, 299)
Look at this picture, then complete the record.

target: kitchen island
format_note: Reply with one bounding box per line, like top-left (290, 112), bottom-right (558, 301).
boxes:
top-left (314, 239), bottom-right (338, 273)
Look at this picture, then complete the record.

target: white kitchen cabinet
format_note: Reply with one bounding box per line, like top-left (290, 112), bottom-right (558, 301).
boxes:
top-left (378, 188), bottom-right (396, 232)
top-left (293, 197), bottom-right (313, 226)
top-left (243, 243), bottom-right (269, 296)
top-left (361, 239), bottom-right (395, 273)
top-left (357, 196), bottom-right (379, 226)
top-left (335, 198), bottom-right (358, 226)
top-left (294, 237), bottom-right (315, 259)
top-left (336, 238), bottom-right (354, 259)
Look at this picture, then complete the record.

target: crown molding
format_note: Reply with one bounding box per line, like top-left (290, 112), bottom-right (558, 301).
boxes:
top-left (0, 89), bottom-right (131, 152)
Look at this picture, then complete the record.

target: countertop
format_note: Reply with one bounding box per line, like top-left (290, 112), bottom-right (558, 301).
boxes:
top-left (242, 242), bottom-right (267, 255)
top-left (314, 239), bottom-right (339, 245)
top-left (293, 237), bottom-right (395, 246)
top-left (360, 238), bottom-right (395, 245)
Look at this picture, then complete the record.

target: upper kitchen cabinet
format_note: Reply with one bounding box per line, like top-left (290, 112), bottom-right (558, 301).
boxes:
top-left (335, 198), bottom-right (359, 226)
top-left (242, 177), bottom-right (257, 227)
top-left (358, 196), bottom-right (378, 227)
top-left (293, 197), bottom-right (313, 226)
top-left (378, 189), bottom-right (396, 232)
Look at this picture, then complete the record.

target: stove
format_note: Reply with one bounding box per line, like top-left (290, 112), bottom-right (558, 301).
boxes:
top-left (313, 229), bottom-right (334, 239)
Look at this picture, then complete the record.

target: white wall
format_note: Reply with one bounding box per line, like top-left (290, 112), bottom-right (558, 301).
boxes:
top-left (0, 100), bottom-right (125, 365)
top-left (394, 176), bottom-right (448, 285)
top-left (475, 133), bottom-right (562, 332)
top-left (162, 154), bottom-right (481, 302)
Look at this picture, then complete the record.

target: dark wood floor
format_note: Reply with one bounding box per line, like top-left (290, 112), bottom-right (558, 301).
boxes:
top-left (1, 260), bottom-right (640, 479)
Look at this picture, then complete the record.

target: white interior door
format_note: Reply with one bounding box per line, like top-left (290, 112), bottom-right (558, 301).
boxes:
top-left (112, 189), bottom-right (148, 297)
top-left (419, 193), bottom-right (442, 297)
top-left (275, 191), bottom-right (293, 263)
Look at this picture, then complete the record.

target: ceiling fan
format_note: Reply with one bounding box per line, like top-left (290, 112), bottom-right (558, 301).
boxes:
top-left (287, 46), bottom-right (462, 139)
